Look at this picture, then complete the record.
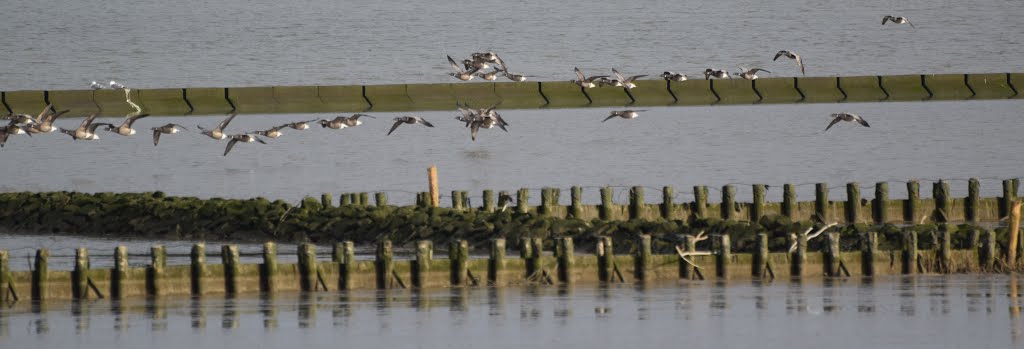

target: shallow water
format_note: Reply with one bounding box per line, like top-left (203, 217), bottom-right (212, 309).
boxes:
top-left (1, 275), bottom-right (1022, 348)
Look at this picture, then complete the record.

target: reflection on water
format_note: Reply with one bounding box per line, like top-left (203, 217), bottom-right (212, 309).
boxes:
top-left (2, 275), bottom-right (1023, 348)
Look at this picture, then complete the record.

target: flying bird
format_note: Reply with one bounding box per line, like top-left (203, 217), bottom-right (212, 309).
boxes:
top-left (197, 112), bottom-right (238, 140)
top-left (448, 55), bottom-right (479, 81)
top-left (25, 104), bottom-right (70, 133)
top-left (387, 116), bottom-right (434, 135)
top-left (282, 119), bottom-right (318, 130)
top-left (103, 113), bottom-right (150, 136)
top-left (319, 114), bottom-right (375, 130)
top-left (602, 110), bottom-right (645, 123)
top-left (1, 121), bottom-right (34, 147)
top-left (825, 112), bottom-right (870, 131)
top-left (736, 67), bottom-right (771, 80)
top-left (151, 123), bottom-right (187, 146)
top-left (612, 69), bottom-right (647, 89)
top-left (882, 15), bottom-right (915, 28)
top-left (571, 67), bottom-right (609, 88)
top-left (223, 134), bottom-right (266, 156)
top-left (661, 72), bottom-right (687, 81)
top-left (773, 50), bottom-right (805, 75)
top-left (58, 113), bottom-right (110, 140)
top-left (704, 69), bottom-right (730, 79)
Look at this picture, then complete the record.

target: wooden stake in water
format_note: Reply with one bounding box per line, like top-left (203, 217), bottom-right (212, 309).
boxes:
top-left (262, 242), bottom-right (278, 293)
top-left (815, 183), bottom-right (829, 223)
top-left (752, 233), bottom-right (768, 278)
top-left (980, 230), bottom-right (996, 271)
top-left (600, 187), bottom-right (614, 219)
top-left (1009, 201), bottom-right (1022, 268)
top-left (449, 240), bottom-right (468, 286)
top-left (413, 240), bottom-right (432, 288)
top-left (752, 184), bottom-right (766, 222)
top-left (556, 237), bottom-right (574, 284)
top-left (782, 184), bottom-right (796, 220)
top-left (630, 186), bottom-right (645, 219)
top-left (191, 243), bottom-right (206, 295)
top-left (149, 245), bottom-right (166, 296)
top-left (73, 248), bottom-right (89, 299)
top-left (966, 178), bottom-right (980, 223)
top-left (517, 188), bottom-right (529, 214)
top-left (824, 233), bottom-right (840, 277)
top-left (721, 185), bottom-right (735, 221)
top-left (862, 232), bottom-right (878, 276)
top-left (906, 181), bottom-right (920, 223)
top-left (376, 240), bottom-right (394, 289)
top-left (715, 235), bottom-right (730, 279)
top-left (113, 246), bottom-right (128, 299)
top-left (874, 182), bottom-right (889, 224)
top-left (694, 185), bottom-right (708, 219)
top-left (570, 186), bottom-right (583, 218)
top-left (662, 186), bottom-right (674, 220)
top-left (488, 239), bottom-right (505, 285)
top-left (597, 237), bottom-right (614, 282)
top-left (338, 241), bottom-right (355, 290)
top-left (902, 230), bottom-right (918, 275)
top-left (32, 249), bottom-right (48, 301)
top-left (222, 245), bottom-right (240, 295)
top-left (428, 166), bottom-right (439, 208)
top-left (846, 182), bottom-right (860, 224)
top-left (635, 234), bottom-right (652, 281)
top-left (298, 243), bottom-right (317, 291)
top-left (790, 232), bottom-right (806, 277)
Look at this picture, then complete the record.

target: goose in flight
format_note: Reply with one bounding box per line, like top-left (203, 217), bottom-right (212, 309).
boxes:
top-left (825, 112), bottom-right (870, 131)
top-left (197, 112), bottom-right (238, 140)
top-left (571, 67), bottom-right (609, 88)
top-left (103, 113), bottom-right (150, 136)
top-left (387, 116), bottom-right (434, 135)
top-left (773, 50), bottom-right (805, 75)
top-left (612, 69), bottom-right (647, 89)
top-left (602, 110), bottom-right (645, 123)
top-left (151, 123), bottom-right (187, 146)
top-left (223, 134), bottom-right (266, 156)
top-left (448, 55), bottom-right (479, 81)
top-left (736, 68), bottom-right (770, 80)
top-left (319, 114), bottom-right (375, 130)
top-left (58, 113), bottom-right (110, 140)
top-left (882, 15), bottom-right (915, 28)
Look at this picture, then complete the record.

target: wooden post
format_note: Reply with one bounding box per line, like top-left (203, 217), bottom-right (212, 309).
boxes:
top-left (783, 183), bottom-right (796, 220)
top-left (73, 248), bottom-right (89, 299)
top-left (222, 245), bottom-right (240, 295)
top-left (600, 186), bottom-right (614, 219)
top-left (815, 183), bottom-right (829, 223)
top-left (148, 245), bottom-right (166, 296)
top-left (1009, 201), bottom-right (1022, 268)
top-left (902, 230), bottom-right (918, 275)
top-left (0, 251), bottom-right (10, 301)
top-left (661, 186), bottom-right (674, 220)
top-left (862, 232), bottom-right (878, 276)
top-left (488, 238), bottom-right (505, 285)
top-left (630, 186), bottom-right (645, 219)
top-left (846, 182), bottom-right (860, 224)
top-left (376, 240), bottom-right (393, 289)
top-left (412, 240), bottom-right (431, 288)
top-left (358, 192), bottom-right (369, 206)
top-left (428, 166), bottom-right (439, 208)
top-left (516, 188), bottom-right (529, 214)
top-left (451, 190), bottom-right (463, 210)
top-left (980, 230), bottom-right (996, 271)
top-left (497, 190), bottom-right (512, 211)
top-left (751, 184), bottom-right (766, 222)
top-left (721, 185), bottom-right (735, 221)
top-left (968, 228), bottom-right (981, 250)
top-left (679, 235), bottom-right (697, 279)
top-left (597, 237), bottom-right (613, 282)
top-left (934, 180), bottom-right (950, 223)
top-left (570, 186), bottom-right (583, 218)
top-left (449, 240), bottom-right (468, 286)
top-left (939, 226), bottom-right (952, 273)
top-left (262, 242), bottom-right (278, 293)
top-left (31, 249), bottom-right (48, 301)
top-left (966, 178), bottom-right (980, 223)
top-left (874, 182), bottom-right (889, 224)
top-left (337, 241), bottom-right (355, 290)
top-left (556, 237), bottom-right (574, 283)
top-left (521, 238), bottom-right (542, 279)
top-left (113, 246), bottom-right (127, 299)
top-left (790, 232), bottom-right (806, 277)
top-left (634, 234), bottom-right (652, 281)
top-left (1002, 179), bottom-right (1017, 218)
top-left (824, 233), bottom-right (840, 277)
top-left (341, 193), bottom-right (352, 206)
top-left (190, 243), bottom-right (205, 295)
top-left (375, 192), bottom-right (388, 206)
top-left (321, 192), bottom-right (333, 208)
top-left (752, 233), bottom-right (768, 278)
top-left (298, 243), bottom-right (317, 291)
top-left (905, 180), bottom-right (920, 223)
top-left (541, 188), bottom-right (558, 216)
top-left (482, 190), bottom-right (494, 212)
top-left (694, 185), bottom-right (708, 219)
top-left (715, 235), bottom-right (730, 279)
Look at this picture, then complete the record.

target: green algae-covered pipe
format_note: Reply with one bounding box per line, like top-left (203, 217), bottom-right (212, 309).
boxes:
top-left (516, 188), bottom-right (529, 214)
top-left (483, 190), bottom-right (494, 212)
top-left (375, 192), bottom-right (388, 207)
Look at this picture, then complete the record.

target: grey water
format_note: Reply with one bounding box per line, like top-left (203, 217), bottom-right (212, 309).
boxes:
top-left (1, 275), bottom-right (1022, 349)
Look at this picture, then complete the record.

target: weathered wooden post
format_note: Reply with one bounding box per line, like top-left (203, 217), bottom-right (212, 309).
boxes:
top-left (715, 235), bottom-right (731, 279)
top-left (966, 178), bottom-right (980, 223)
top-left (934, 180), bottom-right (950, 223)
top-left (517, 188), bottom-right (529, 214)
top-left (341, 193), bottom-right (352, 206)
top-left (411, 240), bottom-right (431, 288)
top-left (824, 233), bottom-right (840, 277)
top-left (262, 242), bottom-right (278, 293)
top-left (336, 241), bottom-right (355, 290)
top-left (1009, 201), bottom-right (1022, 268)
top-left (428, 166), bottom-right (439, 208)
top-left (790, 231), bottom-right (806, 277)
top-left (630, 186), bottom-right (645, 219)
top-left (979, 230), bottom-right (996, 271)
top-left (634, 234), bottom-right (652, 281)
top-left (556, 237), bottom-right (574, 283)
top-left (600, 186), bottom-right (614, 219)
top-left (939, 225), bottom-right (952, 273)
top-left (298, 243), bottom-right (317, 291)
top-left (752, 184), bottom-right (766, 222)
top-left (31, 249), bottom-right (48, 301)
top-left (862, 231), bottom-right (878, 276)
top-left (190, 243), bottom-right (205, 295)
top-left (488, 238), bottom-right (505, 285)
top-left (376, 240), bottom-right (394, 289)
top-left (1002, 179), bottom-right (1018, 218)
top-left (846, 182), bottom-right (860, 224)
top-left (569, 186), bottom-right (583, 218)
top-left (661, 186), bottom-right (674, 220)
top-left (451, 190), bottom-right (464, 210)
top-left (497, 190), bottom-right (512, 211)
top-left (597, 237), bottom-right (614, 282)
top-left (541, 188), bottom-right (557, 216)
top-left (113, 246), bottom-right (128, 299)
top-left (874, 182), bottom-right (889, 224)
top-left (694, 185), bottom-right (708, 219)
top-left (449, 240), bottom-right (469, 286)
top-left (73, 248), bottom-right (89, 299)
top-left (783, 184), bottom-right (796, 220)
top-left (482, 190), bottom-right (495, 212)
top-left (321, 192), bottom-right (333, 208)
top-left (905, 181), bottom-right (920, 223)
top-left (752, 233), bottom-right (768, 278)
top-left (222, 245), bottom-right (240, 295)
top-left (375, 192), bottom-right (388, 206)
top-left (0, 251), bottom-right (11, 301)
top-left (148, 245), bottom-right (166, 296)
top-left (521, 237), bottom-right (541, 279)
top-left (721, 185), bottom-right (736, 221)
top-left (815, 183), bottom-right (829, 223)
top-left (680, 235), bottom-right (697, 280)
top-left (902, 230), bottom-right (918, 275)
top-left (359, 192), bottom-right (369, 206)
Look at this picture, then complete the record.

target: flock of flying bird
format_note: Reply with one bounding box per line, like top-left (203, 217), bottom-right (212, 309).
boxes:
top-left (1, 15), bottom-right (914, 151)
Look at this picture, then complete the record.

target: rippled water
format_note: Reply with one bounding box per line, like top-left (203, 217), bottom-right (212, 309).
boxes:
top-left (0, 0), bottom-right (1022, 90)
top-left (1, 275), bottom-right (1022, 348)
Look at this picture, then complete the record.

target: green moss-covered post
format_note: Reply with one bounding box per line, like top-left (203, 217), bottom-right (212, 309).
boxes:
top-left (721, 185), bottom-right (736, 221)
top-left (521, 237), bottom-right (538, 279)
top-left (556, 237), bottom-right (574, 283)
top-left (488, 238), bottom-right (505, 285)
top-left (634, 234), bottom-right (652, 281)
top-left (979, 230), bottom-right (995, 271)
top-left (694, 185), bottom-right (709, 219)
top-left (375, 240), bottom-right (393, 289)
top-left (752, 184), bottom-right (766, 222)
top-left (680, 235), bottom-right (697, 279)
top-left (449, 240), bottom-right (468, 286)
top-left (517, 188), bottom-right (529, 214)
top-left (541, 188), bottom-right (557, 216)
top-left (337, 241), bottom-right (355, 290)
top-left (846, 182), bottom-right (860, 223)
top-left (340, 193), bottom-right (352, 206)
top-left (661, 186), bottom-right (674, 220)
top-left (460, 191), bottom-right (470, 209)
top-left (1002, 179), bottom-right (1017, 218)
top-left (375, 192), bottom-right (388, 207)
top-left (358, 192), bottom-right (369, 206)
top-left (934, 180), bottom-right (950, 223)
top-left (223, 245), bottom-right (240, 295)
top-left (0, 251), bottom-right (10, 301)
top-left (262, 242), bottom-right (278, 293)
top-left (967, 178), bottom-right (980, 223)
top-left (905, 181), bottom-right (920, 223)
top-left (149, 245), bottom-right (166, 296)
top-left (783, 184), bottom-right (796, 220)
top-left (715, 235), bottom-right (731, 279)
top-left (570, 186), bottom-right (583, 218)
top-left (113, 246), bottom-right (128, 299)
top-left (497, 190), bottom-right (511, 210)
top-left (600, 186), bottom-right (614, 220)
top-left (874, 182), bottom-right (889, 224)
top-left (73, 248), bottom-right (89, 299)
top-left (630, 186), bottom-right (645, 219)
top-left (791, 231), bottom-right (807, 277)
top-left (939, 225), bottom-right (952, 273)
top-left (412, 240), bottom-right (431, 288)
top-left (824, 233), bottom-right (840, 277)
top-left (31, 249), bottom-right (48, 301)
top-left (451, 190), bottom-right (463, 210)
top-left (902, 230), bottom-right (918, 274)
top-left (815, 183), bottom-right (829, 223)
top-left (752, 233), bottom-right (768, 278)
top-left (321, 193), bottom-right (333, 208)
top-left (191, 243), bottom-right (205, 295)
top-left (597, 237), bottom-right (613, 282)
top-left (482, 190), bottom-right (494, 212)
top-left (298, 243), bottom-right (317, 291)
top-left (862, 232), bottom-right (878, 276)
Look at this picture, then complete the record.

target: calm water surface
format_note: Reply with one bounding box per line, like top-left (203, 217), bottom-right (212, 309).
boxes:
top-left (1, 275), bottom-right (1022, 348)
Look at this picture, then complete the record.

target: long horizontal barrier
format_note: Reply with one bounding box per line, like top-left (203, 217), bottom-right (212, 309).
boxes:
top-left (1, 73), bottom-right (1021, 116)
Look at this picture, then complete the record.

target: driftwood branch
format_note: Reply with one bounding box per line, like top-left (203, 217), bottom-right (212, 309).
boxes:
top-left (789, 222), bottom-right (838, 253)
top-left (675, 245), bottom-right (712, 268)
